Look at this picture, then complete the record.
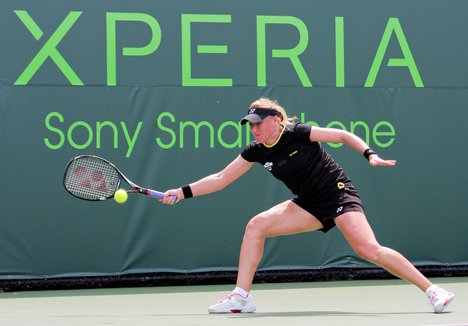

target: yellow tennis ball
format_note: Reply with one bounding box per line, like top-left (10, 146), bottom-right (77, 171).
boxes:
top-left (114, 189), bottom-right (128, 204)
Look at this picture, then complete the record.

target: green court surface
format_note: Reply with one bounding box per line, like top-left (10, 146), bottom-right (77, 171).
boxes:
top-left (0, 277), bottom-right (466, 326)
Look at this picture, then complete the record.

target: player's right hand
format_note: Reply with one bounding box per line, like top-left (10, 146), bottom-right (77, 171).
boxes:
top-left (162, 188), bottom-right (182, 205)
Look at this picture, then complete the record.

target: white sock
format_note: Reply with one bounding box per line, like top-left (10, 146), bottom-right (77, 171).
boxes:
top-left (234, 287), bottom-right (249, 298)
top-left (425, 284), bottom-right (439, 296)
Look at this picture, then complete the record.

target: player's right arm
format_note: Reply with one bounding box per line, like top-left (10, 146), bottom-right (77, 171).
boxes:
top-left (162, 155), bottom-right (253, 204)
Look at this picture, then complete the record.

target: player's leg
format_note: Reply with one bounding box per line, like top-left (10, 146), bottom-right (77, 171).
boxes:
top-left (335, 211), bottom-right (454, 312)
top-left (236, 199), bottom-right (323, 292)
top-left (208, 200), bottom-right (322, 313)
top-left (335, 211), bottom-right (430, 288)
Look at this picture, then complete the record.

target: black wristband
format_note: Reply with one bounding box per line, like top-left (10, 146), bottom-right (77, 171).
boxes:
top-left (181, 185), bottom-right (193, 199)
top-left (363, 148), bottom-right (377, 161)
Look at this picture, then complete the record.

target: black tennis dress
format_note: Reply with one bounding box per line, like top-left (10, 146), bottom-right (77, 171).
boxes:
top-left (241, 122), bottom-right (364, 232)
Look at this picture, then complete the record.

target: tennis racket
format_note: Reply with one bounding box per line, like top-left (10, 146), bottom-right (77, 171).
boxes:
top-left (63, 155), bottom-right (170, 201)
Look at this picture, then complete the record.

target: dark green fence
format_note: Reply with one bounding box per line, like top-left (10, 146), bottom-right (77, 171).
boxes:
top-left (0, 0), bottom-right (467, 281)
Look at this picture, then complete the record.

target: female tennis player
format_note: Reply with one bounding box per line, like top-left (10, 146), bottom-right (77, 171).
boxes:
top-left (162, 98), bottom-right (454, 314)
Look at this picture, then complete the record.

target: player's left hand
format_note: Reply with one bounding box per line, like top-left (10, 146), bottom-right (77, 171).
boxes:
top-left (369, 154), bottom-right (396, 167)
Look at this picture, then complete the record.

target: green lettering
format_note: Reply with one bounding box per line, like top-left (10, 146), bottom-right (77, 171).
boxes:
top-left (217, 121), bottom-right (243, 149)
top-left (373, 121), bottom-right (395, 148)
top-left (299, 113), bottom-right (320, 127)
top-left (14, 10), bottom-right (83, 85)
top-left (96, 121), bottom-right (118, 149)
top-left (44, 112), bottom-right (65, 149)
top-left (106, 12), bottom-right (162, 86)
top-left (365, 18), bottom-right (424, 87)
top-left (68, 121), bottom-right (93, 149)
top-left (121, 121), bottom-right (143, 158)
top-left (180, 120), bottom-right (214, 148)
top-left (197, 45), bottom-right (228, 54)
top-left (156, 112), bottom-right (177, 149)
top-left (245, 123), bottom-right (252, 145)
top-left (181, 14), bottom-right (232, 87)
top-left (335, 17), bottom-right (345, 87)
top-left (257, 15), bottom-right (311, 87)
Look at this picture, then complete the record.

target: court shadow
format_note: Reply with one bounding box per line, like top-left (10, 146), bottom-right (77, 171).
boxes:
top-left (230, 310), bottom-right (438, 318)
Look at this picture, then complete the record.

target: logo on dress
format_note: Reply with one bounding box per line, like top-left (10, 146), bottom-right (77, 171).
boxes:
top-left (289, 150), bottom-right (298, 157)
top-left (264, 162), bottom-right (273, 171)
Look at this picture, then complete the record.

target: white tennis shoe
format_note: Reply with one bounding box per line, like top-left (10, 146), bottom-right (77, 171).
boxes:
top-left (208, 292), bottom-right (256, 314)
top-left (427, 285), bottom-right (455, 313)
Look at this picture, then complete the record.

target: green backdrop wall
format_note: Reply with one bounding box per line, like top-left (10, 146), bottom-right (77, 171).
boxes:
top-left (0, 0), bottom-right (467, 280)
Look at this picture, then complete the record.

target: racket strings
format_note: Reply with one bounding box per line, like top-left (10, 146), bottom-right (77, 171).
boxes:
top-left (64, 157), bottom-right (120, 200)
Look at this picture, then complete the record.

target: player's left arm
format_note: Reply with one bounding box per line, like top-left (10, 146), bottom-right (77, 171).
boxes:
top-left (309, 127), bottom-right (396, 167)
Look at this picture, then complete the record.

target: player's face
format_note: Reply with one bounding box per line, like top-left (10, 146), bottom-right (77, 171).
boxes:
top-left (249, 116), bottom-right (279, 144)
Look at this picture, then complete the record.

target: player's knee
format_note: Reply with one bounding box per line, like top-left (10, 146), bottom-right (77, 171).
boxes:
top-left (353, 241), bottom-right (383, 262)
top-left (245, 213), bottom-right (270, 239)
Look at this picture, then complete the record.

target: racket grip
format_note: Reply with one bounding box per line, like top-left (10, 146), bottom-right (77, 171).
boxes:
top-left (146, 189), bottom-right (176, 201)
top-left (146, 189), bottom-right (165, 199)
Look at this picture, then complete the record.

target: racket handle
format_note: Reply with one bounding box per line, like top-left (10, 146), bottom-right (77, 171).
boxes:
top-left (146, 189), bottom-right (164, 199)
top-left (146, 189), bottom-right (177, 201)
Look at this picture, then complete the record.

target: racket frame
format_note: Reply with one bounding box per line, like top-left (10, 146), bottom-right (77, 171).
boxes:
top-left (63, 155), bottom-right (165, 201)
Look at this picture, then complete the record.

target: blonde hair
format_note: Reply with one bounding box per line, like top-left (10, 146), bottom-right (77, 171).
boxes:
top-left (249, 98), bottom-right (297, 125)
